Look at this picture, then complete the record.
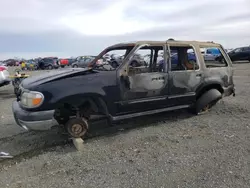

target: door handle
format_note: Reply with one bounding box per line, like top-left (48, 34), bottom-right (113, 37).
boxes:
top-left (196, 73), bottom-right (202, 77)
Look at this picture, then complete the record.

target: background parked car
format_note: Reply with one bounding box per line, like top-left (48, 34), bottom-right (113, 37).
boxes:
top-left (0, 66), bottom-right (10, 87)
top-left (38, 57), bottom-right (59, 70)
top-left (71, 56), bottom-right (96, 68)
top-left (3, 59), bottom-right (18, 66)
top-left (103, 54), bottom-right (111, 61)
top-left (21, 59), bottom-right (38, 70)
top-left (59, 58), bottom-right (76, 68)
top-left (201, 48), bottom-right (221, 61)
top-left (0, 61), bottom-right (7, 67)
top-left (109, 53), bottom-right (146, 68)
top-left (215, 46), bottom-right (250, 63)
top-left (108, 54), bottom-right (123, 68)
top-left (227, 46), bottom-right (250, 62)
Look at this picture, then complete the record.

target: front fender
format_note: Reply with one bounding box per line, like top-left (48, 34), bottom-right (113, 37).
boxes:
top-left (55, 93), bottom-right (109, 114)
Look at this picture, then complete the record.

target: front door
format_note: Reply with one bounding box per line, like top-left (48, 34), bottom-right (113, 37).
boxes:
top-left (117, 45), bottom-right (169, 115)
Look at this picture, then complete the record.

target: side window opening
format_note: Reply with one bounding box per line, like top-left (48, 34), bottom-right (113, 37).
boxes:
top-left (127, 45), bottom-right (165, 75)
top-left (97, 46), bottom-right (134, 69)
top-left (199, 46), bottom-right (228, 68)
top-left (104, 49), bottom-right (127, 68)
top-left (169, 46), bottom-right (199, 71)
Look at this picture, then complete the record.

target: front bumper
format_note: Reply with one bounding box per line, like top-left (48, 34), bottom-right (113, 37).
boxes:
top-left (12, 101), bottom-right (58, 131)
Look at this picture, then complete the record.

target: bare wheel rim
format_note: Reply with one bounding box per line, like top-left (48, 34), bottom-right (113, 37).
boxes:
top-left (66, 118), bottom-right (88, 138)
top-left (71, 124), bottom-right (86, 135)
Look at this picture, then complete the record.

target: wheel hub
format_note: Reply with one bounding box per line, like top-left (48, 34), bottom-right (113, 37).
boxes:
top-left (71, 124), bottom-right (85, 135)
top-left (66, 118), bottom-right (88, 138)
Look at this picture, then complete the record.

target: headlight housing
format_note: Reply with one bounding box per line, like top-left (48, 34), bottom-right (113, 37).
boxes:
top-left (20, 91), bottom-right (44, 108)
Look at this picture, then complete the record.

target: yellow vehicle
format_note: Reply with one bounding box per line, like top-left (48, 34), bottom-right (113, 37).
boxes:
top-left (21, 61), bottom-right (26, 69)
top-left (20, 60), bottom-right (37, 70)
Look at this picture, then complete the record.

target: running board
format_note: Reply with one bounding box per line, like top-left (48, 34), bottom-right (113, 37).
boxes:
top-left (111, 105), bottom-right (191, 121)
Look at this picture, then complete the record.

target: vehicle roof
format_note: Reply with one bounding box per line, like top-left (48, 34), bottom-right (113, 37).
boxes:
top-left (108, 40), bottom-right (222, 48)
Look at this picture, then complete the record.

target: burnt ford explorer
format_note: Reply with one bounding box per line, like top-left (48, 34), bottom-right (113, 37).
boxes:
top-left (12, 40), bottom-right (235, 139)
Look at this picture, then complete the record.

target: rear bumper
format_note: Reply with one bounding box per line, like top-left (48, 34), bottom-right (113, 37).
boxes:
top-left (12, 101), bottom-right (58, 131)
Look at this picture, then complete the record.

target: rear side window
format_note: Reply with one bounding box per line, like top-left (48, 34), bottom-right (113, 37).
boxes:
top-left (169, 45), bottom-right (199, 71)
top-left (242, 47), bottom-right (250, 52)
top-left (199, 47), bottom-right (228, 68)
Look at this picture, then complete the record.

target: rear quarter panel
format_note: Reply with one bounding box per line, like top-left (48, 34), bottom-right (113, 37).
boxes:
top-left (199, 44), bottom-right (234, 89)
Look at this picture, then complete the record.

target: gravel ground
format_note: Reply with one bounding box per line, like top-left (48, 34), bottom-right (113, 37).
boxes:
top-left (0, 64), bottom-right (250, 188)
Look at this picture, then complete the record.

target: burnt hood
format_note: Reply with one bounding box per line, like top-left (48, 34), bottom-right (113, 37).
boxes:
top-left (21, 68), bottom-right (97, 89)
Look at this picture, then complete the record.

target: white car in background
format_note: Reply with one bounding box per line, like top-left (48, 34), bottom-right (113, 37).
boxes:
top-left (200, 48), bottom-right (221, 61)
top-left (0, 66), bottom-right (10, 87)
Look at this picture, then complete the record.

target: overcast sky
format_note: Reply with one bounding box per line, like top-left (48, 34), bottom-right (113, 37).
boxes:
top-left (0, 0), bottom-right (249, 59)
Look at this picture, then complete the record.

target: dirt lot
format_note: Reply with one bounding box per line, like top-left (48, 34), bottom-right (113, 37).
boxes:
top-left (0, 64), bottom-right (250, 188)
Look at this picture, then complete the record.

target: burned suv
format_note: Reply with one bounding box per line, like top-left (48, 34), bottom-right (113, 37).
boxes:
top-left (12, 40), bottom-right (235, 139)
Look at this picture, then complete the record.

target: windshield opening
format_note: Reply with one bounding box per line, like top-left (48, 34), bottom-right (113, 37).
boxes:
top-left (89, 45), bottom-right (135, 71)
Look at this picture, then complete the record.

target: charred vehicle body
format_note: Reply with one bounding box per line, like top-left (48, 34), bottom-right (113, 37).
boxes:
top-left (12, 40), bottom-right (235, 139)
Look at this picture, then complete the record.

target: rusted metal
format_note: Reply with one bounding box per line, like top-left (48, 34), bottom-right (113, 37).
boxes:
top-left (66, 118), bottom-right (88, 138)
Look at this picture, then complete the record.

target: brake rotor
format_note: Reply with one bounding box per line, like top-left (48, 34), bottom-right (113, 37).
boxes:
top-left (66, 118), bottom-right (88, 138)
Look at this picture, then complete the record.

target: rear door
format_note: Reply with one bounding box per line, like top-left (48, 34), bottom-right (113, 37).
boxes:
top-left (167, 42), bottom-right (202, 106)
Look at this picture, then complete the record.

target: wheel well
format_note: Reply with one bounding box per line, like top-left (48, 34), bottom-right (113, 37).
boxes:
top-left (196, 84), bottom-right (223, 100)
top-left (54, 97), bottom-right (108, 124)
